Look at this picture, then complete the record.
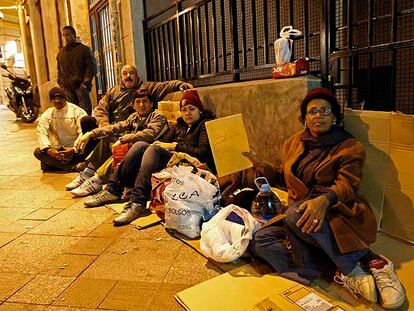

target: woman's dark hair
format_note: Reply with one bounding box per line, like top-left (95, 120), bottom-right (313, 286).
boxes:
top-left (63, 25), bottom-right (76, 35)
top-left (299, 87), bottom-right (342, 124)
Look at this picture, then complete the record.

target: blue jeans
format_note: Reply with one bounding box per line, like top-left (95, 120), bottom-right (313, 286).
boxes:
top-left (107, 141), bottom-right (172, 205)
top-left (251, 200), bottom-right (369, 282)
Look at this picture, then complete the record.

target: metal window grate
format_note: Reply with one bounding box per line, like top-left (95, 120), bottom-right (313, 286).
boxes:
top-left (98, 4), bottom-right (116, 89)
top-left (143, 0), bottom-right (414, 113)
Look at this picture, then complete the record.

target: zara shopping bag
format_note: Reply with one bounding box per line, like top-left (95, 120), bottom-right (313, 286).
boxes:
top-left (164, 165), bottom-right (220, 239)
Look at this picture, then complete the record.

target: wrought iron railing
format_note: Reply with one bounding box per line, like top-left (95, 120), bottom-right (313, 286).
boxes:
top-left (143, 0), bottom-right (414, 114)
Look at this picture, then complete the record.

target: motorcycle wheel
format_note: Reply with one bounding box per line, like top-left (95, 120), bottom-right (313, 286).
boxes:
top-left (19, 105), bottom-right (39, 123)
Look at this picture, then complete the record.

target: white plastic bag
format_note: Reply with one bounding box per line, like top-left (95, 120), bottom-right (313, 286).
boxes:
top-left (200, 205), bottom-right (260, 263)
top-left (274, 26), bottom-right (302, 65)
top-left (164, 165), bottom-right (219, 239)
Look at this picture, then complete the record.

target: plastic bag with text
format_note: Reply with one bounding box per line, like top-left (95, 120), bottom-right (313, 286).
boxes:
top-left (164, 165), bottom-right (220, 239)
top-left (200, 205), bottom-right (260, 263)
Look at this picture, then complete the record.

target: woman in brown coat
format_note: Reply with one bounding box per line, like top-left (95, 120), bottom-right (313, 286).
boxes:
top-left (245, 88), bottom-right (405, 309)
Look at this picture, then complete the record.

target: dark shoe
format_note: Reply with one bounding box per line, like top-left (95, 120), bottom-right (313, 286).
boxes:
top-left (41, 163), bottom-right (54, 172)
top-left (113, 201), bottom-right (145, 226)
top-left (121, 187), bottom-right (133, 202)
top-left (84, 189), bottom-right (120, 207)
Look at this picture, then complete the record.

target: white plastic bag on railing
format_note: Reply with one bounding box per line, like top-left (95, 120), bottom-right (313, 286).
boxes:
top-left (200, 205), bottom-right (260, 263)
top-left (164, 165), bottom-right (220, 239)
top-left (274, 26), bottom-right (302, 65)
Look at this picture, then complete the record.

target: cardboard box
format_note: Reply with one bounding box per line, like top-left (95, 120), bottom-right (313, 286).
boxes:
top-left (344, 110), bottom-right (414, 243)
top-left (175, 264), bottom-right (377, 310)
top-left (175, 234), bottom-right (413, 311)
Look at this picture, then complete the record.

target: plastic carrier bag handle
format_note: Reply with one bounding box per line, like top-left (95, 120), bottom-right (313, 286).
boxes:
top-left (254, 177), bottom-right (270, 191)
top-left (279, 26), bottom-right (302, 39)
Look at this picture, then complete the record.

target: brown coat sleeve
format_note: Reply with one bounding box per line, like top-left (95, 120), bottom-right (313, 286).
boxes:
top-left (92, 87), bottom-right (116, 127)
top-left (326, 139), bottom-right (365, 205)
top-left (144, 80), bottom-right (186, 100)
top-left (90, 118), bottom-right (131, 139)
top-left (119, 113), bottom-right (168, 144)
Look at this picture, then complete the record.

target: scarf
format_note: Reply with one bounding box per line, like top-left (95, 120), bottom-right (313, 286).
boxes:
top-left (295, 127), bottom-right (353, 186)
top-left (300, 126), bottom-right (353, 148)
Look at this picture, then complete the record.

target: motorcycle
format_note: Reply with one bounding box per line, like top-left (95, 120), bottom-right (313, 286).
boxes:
top-left (1, 64), bottom-right (39, 123)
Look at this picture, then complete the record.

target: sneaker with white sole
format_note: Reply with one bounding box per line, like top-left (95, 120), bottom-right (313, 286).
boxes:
top-left (113, 201), bottom-right (145, 226)
top-left (84, 189), bottom-right (120, 207)
top-left (71, 175), bottom-right (102, 197)
top-left (368, 256), bottom-right (405, 309)
top-left (65, 168), bottom-right (95, 190)
top-left (334, 271), bottom-right (377, 303)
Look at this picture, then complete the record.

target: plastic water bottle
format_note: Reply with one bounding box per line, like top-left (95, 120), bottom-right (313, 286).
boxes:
top-left (251, 177), bottom-right (282, 225)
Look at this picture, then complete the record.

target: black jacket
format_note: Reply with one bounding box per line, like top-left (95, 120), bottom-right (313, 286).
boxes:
top-left (57, 42), bottom-right (97, 89)
top-left (162, 112), bottom-right (216, 172)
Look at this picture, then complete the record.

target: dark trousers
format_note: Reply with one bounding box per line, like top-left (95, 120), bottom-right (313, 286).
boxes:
top-left (33, 116), bottom-right (98, 171)
top-left (64, 86), bottom-right (92, 115)
top-left (107, 141), bottom-right (172, 205)
top-left (250, 200), bottom-right (369, 282)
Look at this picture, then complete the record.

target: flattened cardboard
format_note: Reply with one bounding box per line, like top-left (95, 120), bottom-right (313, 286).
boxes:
top-left (386, 147), bottom-right (414, 192)
top-left (175, 264), bottom-right (379, 311)
top-left (131, 213), bottom-right (162, 230)
top-left (106, 202), bottom-right (124, 214)
top-left (345, 110), bottom-right (391, 143)
top-left (382, 186), bottom-right (414, 242)
top-left (205, 114), bottom-right (253, 177)
top-left (345, 110), bottom-right (414, 243)
top-left (390, 113), bottom-right (414, 147)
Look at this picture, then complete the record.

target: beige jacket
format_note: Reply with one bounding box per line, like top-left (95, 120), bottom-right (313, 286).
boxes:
top-left (37, 103), bottom-right (87, 150)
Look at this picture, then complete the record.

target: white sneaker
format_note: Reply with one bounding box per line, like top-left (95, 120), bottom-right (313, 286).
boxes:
top-left (71, 176), bottom-right (102, 197)
top-left (368, 256), bottom-right (406, 309)
top-left (65, 174), bottom-right (87, 190)
top-left (65, 168), bottom-right (94, 190)
top-left (334, 272), bottom-right (377, 303)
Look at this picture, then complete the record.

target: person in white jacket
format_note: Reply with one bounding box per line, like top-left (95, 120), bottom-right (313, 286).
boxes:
top-left (33, 87), bottom-right (97, 171)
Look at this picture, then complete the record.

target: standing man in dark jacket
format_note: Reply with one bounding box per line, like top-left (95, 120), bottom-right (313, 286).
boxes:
top-left (57, 26), bottom-right (97, 115)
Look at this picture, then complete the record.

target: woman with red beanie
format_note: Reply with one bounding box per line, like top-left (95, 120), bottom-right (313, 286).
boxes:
top-left (244, 87), bottom-right (405, 309)
top-left (87, 89), bottom-right (215, 225)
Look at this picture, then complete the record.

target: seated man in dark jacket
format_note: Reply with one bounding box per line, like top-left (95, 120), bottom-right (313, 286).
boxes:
top-left (66, 89), bottom-right (168, 198)
top-left (66, 64), bottom-right (192, 195)
top-left (85, 89), bottom-right (215, 226)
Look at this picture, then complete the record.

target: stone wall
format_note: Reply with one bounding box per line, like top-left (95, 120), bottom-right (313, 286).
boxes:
top-left (164, 76), bottom-right (320, 164)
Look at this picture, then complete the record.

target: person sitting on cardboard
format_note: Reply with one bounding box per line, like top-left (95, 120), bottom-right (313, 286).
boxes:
top-left (244, 87), bottom-right (406, 310)
top-left (34, 87), bottom-right (97, 171)
top-left (83, 89), bottom-right (215, 226)
top-left (68, 89), bottom-right (168, 204)
top-left (65, 64), bottom-right (192, 196)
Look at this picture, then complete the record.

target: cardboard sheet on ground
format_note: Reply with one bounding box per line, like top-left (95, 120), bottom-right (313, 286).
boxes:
top-left (105, 202), bottom-right (125, 214)
top-left (175, 264), bottom-right (348, 311)
top-left (206, 114), bottom-right (252, 177)
top-left (105, 203), bottom-right (162, 229)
